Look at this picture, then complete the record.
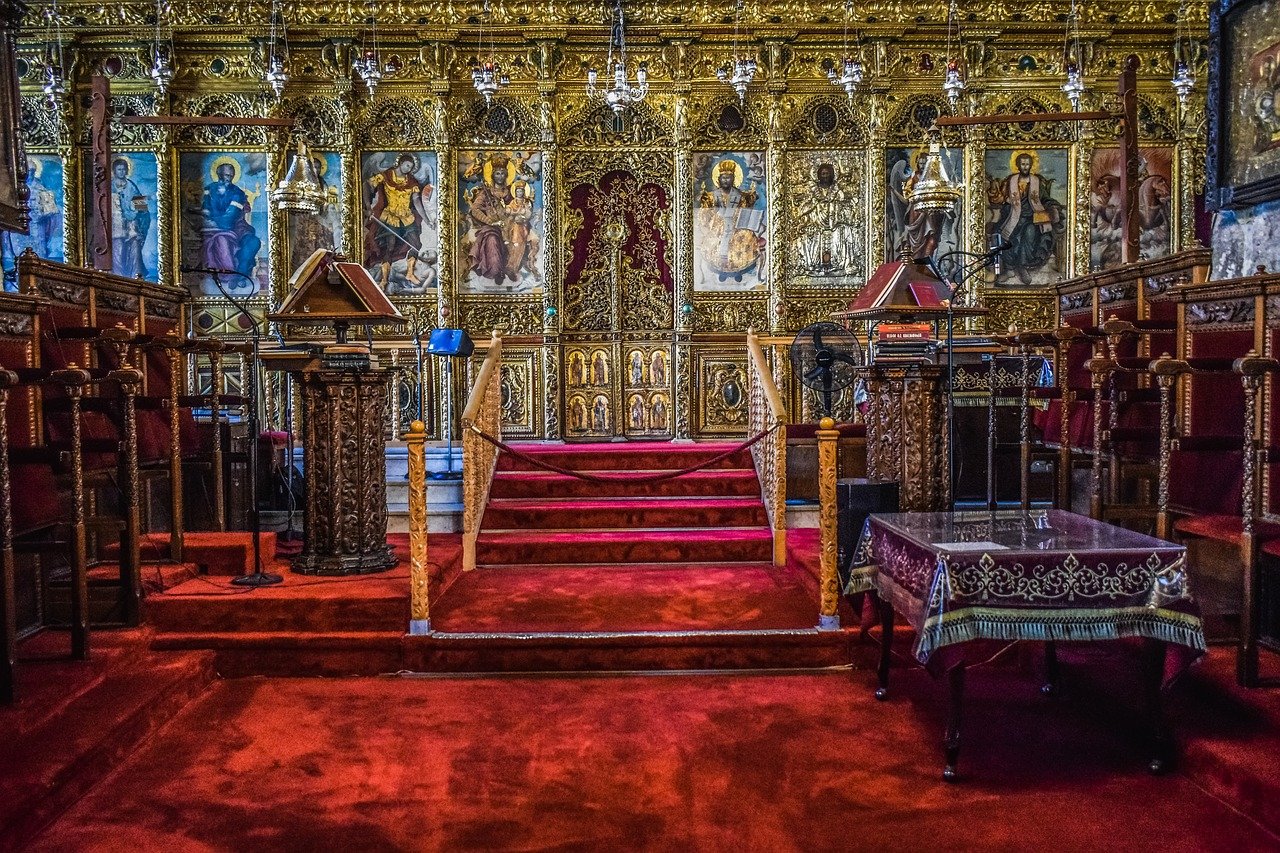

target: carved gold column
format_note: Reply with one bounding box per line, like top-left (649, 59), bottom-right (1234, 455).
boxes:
top-left (1087, 356), bottom-right (1110, 520)
top-left (154, 123), bottom-right (173, 286)
top-left (866, 92), bottom-right (886, 268)
top-left (538, 79), bottom-right (562, 440)
top-left (432, 81), bottom-right (454, 332)
top-left (1073, 116), bottom-right (1097, 278)
top-left (672, 83), bottom-right (693, 441)
top-left (53, 86), bottom-right (78, 267)
top-left (406, 419), bottom-right (430, 635)
top-left (817, 415), bottom-right (840, 630)
top-left (765, 86), bottom-right (786, 335)
top-left (165, 338), bottom-right (184, 562)
top-left (1176, 96), bottom-right (1204, 253)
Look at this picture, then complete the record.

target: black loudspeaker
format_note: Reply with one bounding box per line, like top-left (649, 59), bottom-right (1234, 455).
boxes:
top-left (837, 478), bottom-right (900, 588)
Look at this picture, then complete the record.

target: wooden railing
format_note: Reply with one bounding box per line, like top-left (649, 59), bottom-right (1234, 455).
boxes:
top-left (461, 331), bottom-right (503, 572)
top-left (747, 329), bottom-right (787, 567)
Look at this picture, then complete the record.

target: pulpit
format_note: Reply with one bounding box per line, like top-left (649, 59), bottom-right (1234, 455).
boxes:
top-left (267, 250), bottom-right (406, 575)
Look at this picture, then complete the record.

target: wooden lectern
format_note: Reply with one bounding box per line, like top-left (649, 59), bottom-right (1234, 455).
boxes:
top-left (266, 250), bottom-right (406, 575)
top-left (834, 259), bottom-right (987, 512)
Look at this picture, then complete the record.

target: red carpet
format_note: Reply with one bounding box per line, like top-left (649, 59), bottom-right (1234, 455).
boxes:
top-left (21, 666), bottom-right (1280, 852)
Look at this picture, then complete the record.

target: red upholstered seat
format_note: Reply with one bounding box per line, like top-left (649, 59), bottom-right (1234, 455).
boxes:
top-left (1259, 537), bottom-right (1280, 558)
top-left (10, 462), bottom-right (66, 536)
top-left (1173, 514), bottom-right (1280, 545)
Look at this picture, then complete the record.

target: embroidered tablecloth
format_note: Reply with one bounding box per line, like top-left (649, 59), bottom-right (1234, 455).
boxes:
top-left (846, 510), bottom-right (1206, 681)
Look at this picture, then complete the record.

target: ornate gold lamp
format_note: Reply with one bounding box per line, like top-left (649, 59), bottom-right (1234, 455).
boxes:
top-left (910, 132), bottom-right (963, 213)
top-left (272, 138), bottom-right (325, 214)
top-left (716, 0), bottom-right (757, 103)
top-left (1060, 0), bottom-right (1086, 111)
top-left (586, 0), bottom-right (648, 115)
top-left (1171, 1), bottom-right (1196, 107)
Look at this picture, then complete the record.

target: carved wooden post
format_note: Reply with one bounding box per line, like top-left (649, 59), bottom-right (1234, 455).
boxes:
top-left (1087, 357), bottom-right (1111, 521)
top-left (111, 365), bottom-right (143, 625)
top-left (1149, 354), bottom-right (1188, 542)
top-left (1019, 342), bottom-right (1032, 511)
top-left (207, 343), bottom-right (226, 531)
top-left (1234, 351), bottom-right (1277, 687)
top-left (165, 338), bottom-right (184, 562)
top-left (817, 415), bottom-right (840, 630)
top-left (1, 371), bottom-right (16, 703)
top-left (407, 420), bottom-right (430, 635)
top-left (88, 75), bottom-right (113, 272)
top-left (53, 366), bottom-right (91, 659)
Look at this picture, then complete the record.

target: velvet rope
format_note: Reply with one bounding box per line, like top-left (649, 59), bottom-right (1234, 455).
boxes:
top-left (466, 424), bottom-right (781, 484)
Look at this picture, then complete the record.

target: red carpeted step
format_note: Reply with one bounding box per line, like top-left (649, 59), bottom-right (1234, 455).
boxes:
top-left (496, 442), bottom-right (754, 473)
top-left (475, 528), bottom-right (774, 566)
top-left (489, 468), bottom-right (762, 500)
top-left (482, 497), bottom-right (769, 531)
top-left (148, 573), bottom-right (411, 634)
top-left (88, 561), bottom-right (201, 594)
top-left (101, 532), bottom-right (279, 576)
top-left (0, 633), bottom-right (214, 850)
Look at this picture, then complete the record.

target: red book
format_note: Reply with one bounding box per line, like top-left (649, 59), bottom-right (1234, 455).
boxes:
top-left (908, 281), bottom-right (946, 307)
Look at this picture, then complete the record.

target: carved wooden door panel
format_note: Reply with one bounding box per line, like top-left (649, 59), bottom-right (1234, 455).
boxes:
top-left (562, 165), bottom-right (674, 440)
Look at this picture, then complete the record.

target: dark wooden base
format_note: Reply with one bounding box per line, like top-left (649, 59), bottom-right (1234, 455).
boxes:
top-left (292, 546), bottom-right (398, 576)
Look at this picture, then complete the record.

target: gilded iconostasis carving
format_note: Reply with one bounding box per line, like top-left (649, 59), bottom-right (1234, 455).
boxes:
top-left (5, 0), bottom-right (1209, 440)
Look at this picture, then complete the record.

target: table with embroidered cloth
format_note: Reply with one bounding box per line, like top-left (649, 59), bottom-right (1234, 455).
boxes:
top-left (846, 509), bottom-right (1206, 781)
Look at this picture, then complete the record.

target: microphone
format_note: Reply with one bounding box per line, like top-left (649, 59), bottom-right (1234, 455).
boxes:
top-left (987, 237), bottom-right (1011, 276)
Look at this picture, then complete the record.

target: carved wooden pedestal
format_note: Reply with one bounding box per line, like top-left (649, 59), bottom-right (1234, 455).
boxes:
top-left (295, 369), bottom-right (396, 575)
top-left (861, 363), bottom-right (950, 512)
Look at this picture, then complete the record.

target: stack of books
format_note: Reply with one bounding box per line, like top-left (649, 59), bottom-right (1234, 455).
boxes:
top-left (874, 323), bottom-right (939, 363)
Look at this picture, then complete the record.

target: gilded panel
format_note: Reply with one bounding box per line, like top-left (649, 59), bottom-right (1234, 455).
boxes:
top-left (692, 151), bottom-right (767, 292)
top-left (3, 154), bottom-right (65, 277)
top-left (786, 151), bottom-right (866, 288)
top-left (498, 348), bottom-right (541, 439)
top-left (360, 151), bottom-right (439, 295)
top-left (456, 149), bottom-right (545, 295)
top-left (564, 345), bottom-right (614, 437)
top-left (693, 350), bottom-right (750, 436)
top-left (623, 345), bottom-right (673, 437)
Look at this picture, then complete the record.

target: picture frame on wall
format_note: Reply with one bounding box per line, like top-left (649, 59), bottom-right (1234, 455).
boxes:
top-left (1207, 0), bottom-right (1280, 209)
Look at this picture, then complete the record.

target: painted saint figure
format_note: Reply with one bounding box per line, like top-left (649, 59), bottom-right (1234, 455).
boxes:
top-left (504, 180), bottom-right (541, 282)
top-left (990, 151), bottom-right (1066, 285)
top-left (200, 161), bottom-right (261, 285)
top-left (889, 149), bottom-right (954, 263)
top-left (466, 156), bottom-right (515, 285)
top-left (111, 157), bottom-right (150, 280)
top-left (697, 159), bottom-right (763, 285)
top-left (366, 154), bottom-right (430, 290)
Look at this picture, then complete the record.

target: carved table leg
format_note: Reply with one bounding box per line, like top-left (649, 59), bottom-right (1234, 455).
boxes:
top-left (943, 664), bottom-right (966, 783)
top-left (875, 593), bottom-right (893, 701)
top-left (1143, 640), bottom-right (1174, 775)
top-left (1042, 641), bottom-right (1060, 696)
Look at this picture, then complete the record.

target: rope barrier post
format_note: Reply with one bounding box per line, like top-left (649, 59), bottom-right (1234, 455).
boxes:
top-left (817, 416), bottom-right (840, 631)
top-left (406, 419), bottom-right (430, 635)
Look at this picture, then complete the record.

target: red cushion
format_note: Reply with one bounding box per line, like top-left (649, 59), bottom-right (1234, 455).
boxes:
top-left (1170, 448), bottom-right (1243, 517)
top-left (1172, 513), bottom-right (1280, 545)
top-left (9, 462), bottom-right (65, 535)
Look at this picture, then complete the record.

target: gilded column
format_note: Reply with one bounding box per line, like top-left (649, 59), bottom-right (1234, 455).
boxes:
top-left (432, 80), bottom-right (454, 332)
top-left (765, 89), bottom-right (786, 334)
top-left (539, 80), bottom-right (561, 440)
top-left (866, 91), bottom-right (887, 270)
top-left (817, 416), bottom-right (840, 630)
top-left (1073, 117), bottom-right (1098, 278)
top-left (53, 85), bottom-right (78, 267)
top-left (406, 419), bottom-right (430, 634)
top-left (672, 82), bottom-right (693, 441)
top-left (1176, 97), bottom-right (1205, 253)
top-left (154, 124), bottom-right (174, 287)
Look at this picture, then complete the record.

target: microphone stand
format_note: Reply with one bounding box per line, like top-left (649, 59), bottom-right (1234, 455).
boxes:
top-left (273, 328), bottom-right (299, 543)
top-left (922, 249), bottom-right (1003, 513)
top-left (196, 268), bottom-right (282, 587)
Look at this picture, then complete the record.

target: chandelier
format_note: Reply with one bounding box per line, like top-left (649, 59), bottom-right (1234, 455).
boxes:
top-left (149, 0), bottom-right (175, 95)
top-left (910, 131), bottom-right (963, 213)
top-left (586, 0), bottom-right (648, 115)
top-left (471, 0), bottom-right (509, 104)
top-left (353, 0), bottom-right (385, 96)
top-left (1171, 1), bottom-right (1196, 106)
top-left (263, 0), bottom-right (289, 100)
top-left (272, 137), bottom-right (326, 214)
top-left (941, 0), bottom-right (964, 111)
top-left (716, 0), bottom-right (756, 103)
top-left (826, 0), bottom-right (864, 100)
top-left (1061, 0), bottom-right (1086, 111)
top-left (42, 1), bottom-right (66, 106)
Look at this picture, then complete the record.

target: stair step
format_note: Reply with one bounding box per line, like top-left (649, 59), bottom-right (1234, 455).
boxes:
top-left (490, 468), bottom-right (762, 499)
top-left (148, 582), bottom-right (408, 634)
top-left (496, 442), bottom-right (754, 473)
top-left (482, 497), bottom-right (769, 530)
top-left (476, 528), bottom-right (774, 566)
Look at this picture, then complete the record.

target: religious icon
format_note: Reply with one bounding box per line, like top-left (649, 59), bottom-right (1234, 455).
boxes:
top-left (361, 151), bottom-right (438, 295)
top-left (84, 152), bottom-right (159, 282)
top-left (789, 152), bottom-right (865, 284)
top-left (568, 350), bottom-right (586, 387)
top-left (985, 148), bottom-right (1069, 287)
top-left (693, 151), bottom-right (767, 291)
top-left (591, 394), bottom-right (610, 433)
top-left (590, 350), bottom-right (608, 385)
top-left (629, 350), bottom-right (645, 386)
top-left (628, 394), bottom-right (646, 431)
top-left (886, 146), bottom-right (960, 271)
top-left (649, 350), bottom-right (667, 386)
top-left (568, 395), bottom-right (587, 431)
top-left (457, 150), bottom-right (545, 295)
top-left (289, 150), bottom-right (344, 279)
top-left (649, 394), bottom-right (668, 430)
top-left (179, 151), bottom-right (269, 296)
top-left (1089, 147), bottom-right (1173, 271)
top-left (2, 153), bottom-right (64, 281)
